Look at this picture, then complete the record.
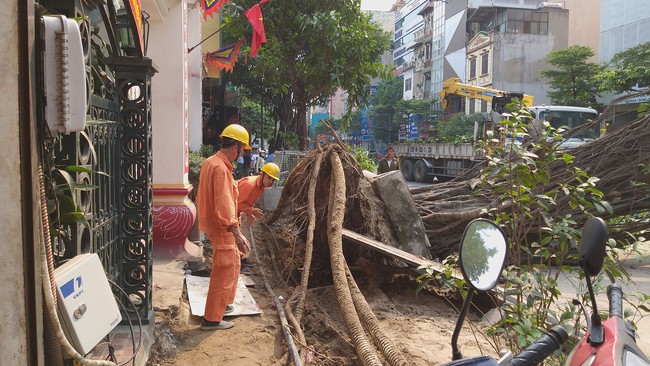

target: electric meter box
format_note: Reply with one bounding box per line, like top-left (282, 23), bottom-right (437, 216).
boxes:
top-left (54, 253), bottom-right (122, 354)
top-left (42, 15), bottom-right (86, 135)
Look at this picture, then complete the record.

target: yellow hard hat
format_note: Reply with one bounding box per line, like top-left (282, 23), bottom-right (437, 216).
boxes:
top-left (260, 162), bottom-right (280, 180)
top-left (220, 124), bottom-right (250, 149)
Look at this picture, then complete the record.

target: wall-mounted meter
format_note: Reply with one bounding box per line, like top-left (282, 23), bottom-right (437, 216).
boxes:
top-left (54, 253), bottom-right (122, 354)
top-left (42, 15), bottom-right (86, 135)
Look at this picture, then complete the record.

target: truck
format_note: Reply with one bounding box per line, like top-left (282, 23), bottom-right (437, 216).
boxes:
top-left (395, 79), bottom-right (599, 182)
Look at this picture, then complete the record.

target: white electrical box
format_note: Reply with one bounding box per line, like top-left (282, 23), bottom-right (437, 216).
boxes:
top-left (54, 253), bottom-right (122, 354)
top-left (43, 15), bottom-right (87, 135)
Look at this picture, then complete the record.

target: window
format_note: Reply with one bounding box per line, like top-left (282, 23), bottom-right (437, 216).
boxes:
top-left (469, 58), bottom-right (477, 79)
top-left (505, 9), bottom-right (549, 35)
top-left (405, 78), bottom-right (412, 91)
top-left (481, 53), bottom-right (489, 75)
top-left (469, 100), bottom-right (476, 113)
top-left (481, 100), bottom-right (488, 113)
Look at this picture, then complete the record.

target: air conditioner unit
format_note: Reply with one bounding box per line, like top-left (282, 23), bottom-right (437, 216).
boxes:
top-left (536, 2), bottom-right (564, 10)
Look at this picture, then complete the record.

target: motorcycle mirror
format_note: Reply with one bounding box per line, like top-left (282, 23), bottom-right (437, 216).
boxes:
top-left (451, 219), bottom-right (508, 360)
top-left (578, 217), bottom-right (607, 277)
top-left (460, 219), bottom-right (508, 291)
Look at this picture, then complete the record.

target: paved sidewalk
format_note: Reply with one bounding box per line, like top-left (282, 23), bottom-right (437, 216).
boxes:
top-left (89, 241), bottom-right (202, 365)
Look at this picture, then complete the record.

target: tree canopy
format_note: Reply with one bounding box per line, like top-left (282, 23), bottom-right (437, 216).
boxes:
top-left (600, 41), bottom-right (650, 94)
top-left (224, 0), bottom-right (393, 149)
top-left (540, 45), bottom-right (603, 108)
top-left (369, 77), bottom-right (403, 143)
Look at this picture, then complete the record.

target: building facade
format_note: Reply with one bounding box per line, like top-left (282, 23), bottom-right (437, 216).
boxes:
top-left (464, 2), bottom-right (570, 111)
top-left (599, 0), bottom-right (650, 125)
top-left (393, 0), bottom-right (429, 100)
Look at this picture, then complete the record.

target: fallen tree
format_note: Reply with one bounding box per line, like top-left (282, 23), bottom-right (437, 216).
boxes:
top-left (414, 105), bottom-right (650, 258)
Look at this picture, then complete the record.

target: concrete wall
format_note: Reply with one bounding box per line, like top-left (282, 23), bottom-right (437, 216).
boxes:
top-left (0, 1), bottom-right (40, 364)
top-left (188, 5), bottom-right (203, 152)
top-left (496, 8), bottom-right (569, 105)
top-left (565, 0), bottom-right (600, 62)
top-left (149, 0), bottom-right (191, 186)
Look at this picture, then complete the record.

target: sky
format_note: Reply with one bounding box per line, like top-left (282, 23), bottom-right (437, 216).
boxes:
top-left (360, 0), bottom-right (395, 11)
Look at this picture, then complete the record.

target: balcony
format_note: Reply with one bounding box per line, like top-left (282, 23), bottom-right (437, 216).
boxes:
top-left (414, 27), bottom-right (433, 43)
top-left (402, 59), bottom-right (416, 71)
top-left (414, 59), bottom-right (423, 71)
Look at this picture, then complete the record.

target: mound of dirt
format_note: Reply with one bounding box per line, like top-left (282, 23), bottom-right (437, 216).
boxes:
top-left (148, 224), bottom-right (499, 365)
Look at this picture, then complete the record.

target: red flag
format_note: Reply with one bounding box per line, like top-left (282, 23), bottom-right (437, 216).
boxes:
top-left (201, 0), bottom-right (230, 20)
top-left (244, 0), bottom-right (269, 57)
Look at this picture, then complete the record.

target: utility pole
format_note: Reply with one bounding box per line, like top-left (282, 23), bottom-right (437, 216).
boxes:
top-left (388, 110), bottom-right (392, 143)
top-left (260, 95), bottom-right (264, 150)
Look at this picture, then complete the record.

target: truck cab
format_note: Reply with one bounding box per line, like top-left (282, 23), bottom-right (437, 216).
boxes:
top-left (528, 106), bottom-right (600, 149)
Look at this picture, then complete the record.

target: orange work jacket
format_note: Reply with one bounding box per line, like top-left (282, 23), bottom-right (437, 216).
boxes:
top-left (237, 175), bottom-right (265, 216)
top-left (196, 151), bottom-right (240, 238)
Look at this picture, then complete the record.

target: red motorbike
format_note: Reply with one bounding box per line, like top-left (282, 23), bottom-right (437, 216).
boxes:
top-left (566, 217), bottom-right (650, 366)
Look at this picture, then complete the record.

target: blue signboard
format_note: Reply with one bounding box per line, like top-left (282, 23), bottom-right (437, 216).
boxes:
top-left (369, 85), bottom-right (378, 99)
top-left (360, 107), bottom-right (374, 141)
top-left (409, 114), bottom-right (422, 139)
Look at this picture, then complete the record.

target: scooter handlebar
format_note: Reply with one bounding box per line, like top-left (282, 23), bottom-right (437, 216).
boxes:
top-left (608, 283), bottom-right (623, 318)
top-left (507, 325), bottom-right (568, 366)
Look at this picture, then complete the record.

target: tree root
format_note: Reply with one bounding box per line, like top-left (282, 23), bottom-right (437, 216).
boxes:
top-left (285, 287), bottom-right (307, 360)
top-left (328, 152), bottom-right (383, 366)
top-left (345, 265), bottom-right (409, 366)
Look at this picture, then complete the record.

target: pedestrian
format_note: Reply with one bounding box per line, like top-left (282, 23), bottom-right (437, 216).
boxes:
top-left (236, 162), bottom-right (280, 270)
top-left (236, 154), bottom-right (244, 178)
top-left (196, 123), bottom-right (251, 331)
top-left (377, 146), bottom-right (400, 174)
top-left (243, 149), bottom-right (252, 176)
top-left (251, 146), bottom-right (260, 173)
top-left (266, 150), bottom-right (275, 163)
top-left (254, 151), bottom-right (266, 175)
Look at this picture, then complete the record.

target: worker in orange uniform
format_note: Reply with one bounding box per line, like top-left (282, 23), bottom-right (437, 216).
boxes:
top-left (237, 163), bottom-right (281, 270)
top-left (196, 124), bottom-right (251, 331)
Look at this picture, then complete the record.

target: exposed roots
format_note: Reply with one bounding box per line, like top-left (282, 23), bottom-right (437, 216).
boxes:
top-left (267, 143), bottom-right (408, 365)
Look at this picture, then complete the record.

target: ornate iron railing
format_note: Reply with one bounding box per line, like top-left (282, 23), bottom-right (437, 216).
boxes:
top-left (42, 0), bottom-right (154, 322)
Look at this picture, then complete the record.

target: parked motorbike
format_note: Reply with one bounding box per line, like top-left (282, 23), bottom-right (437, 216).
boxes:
top-left (441, 218), bottom-right (568, 366)
top-left (566, 217), bottom-right (650, 366)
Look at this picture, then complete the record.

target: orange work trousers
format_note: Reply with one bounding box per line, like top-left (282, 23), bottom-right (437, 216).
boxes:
top-left (204, 234), bottom-right (241, 322)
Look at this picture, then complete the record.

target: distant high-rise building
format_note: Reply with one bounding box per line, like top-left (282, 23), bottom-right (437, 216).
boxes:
top-left (599, 0), bottom-right (650, 125)
top-left (599, 0), bottom-right (650, 63)
top-left (393, 0), bottom-right (429, 100)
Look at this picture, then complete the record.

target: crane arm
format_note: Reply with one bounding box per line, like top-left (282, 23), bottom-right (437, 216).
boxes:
top-left (440, 77), bottom-right (534, 113)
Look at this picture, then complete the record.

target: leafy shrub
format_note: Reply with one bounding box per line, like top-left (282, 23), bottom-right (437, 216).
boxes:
top-left (437, 113), bottom-right (484, 139)
top-left (417, 106), bottom-right (648, 364)
top-left (189, 144), bottom-right (214, 190)
top-left (199, 144), bottom-right (215, 158)
top-left (347, 145), bottom-right (377, 173)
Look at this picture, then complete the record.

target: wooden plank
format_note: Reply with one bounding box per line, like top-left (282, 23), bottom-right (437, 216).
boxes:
top-left (342, 229), bottom-right (463, 282)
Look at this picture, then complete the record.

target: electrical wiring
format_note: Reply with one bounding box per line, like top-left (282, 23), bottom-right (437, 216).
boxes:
top-left (107, 279), bottom-right (144, 366)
